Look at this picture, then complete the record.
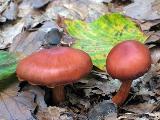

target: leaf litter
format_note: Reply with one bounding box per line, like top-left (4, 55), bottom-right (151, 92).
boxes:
top-left (0, 0), bottom-right (160, 119)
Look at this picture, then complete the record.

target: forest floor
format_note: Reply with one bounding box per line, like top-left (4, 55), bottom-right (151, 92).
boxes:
top-left (0, 0), bottom-right (160, 120)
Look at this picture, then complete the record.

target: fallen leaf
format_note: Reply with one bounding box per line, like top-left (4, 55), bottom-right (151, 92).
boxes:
top-left (150, 46), bottom-right (160, 64)
top-left (45, 0), bottom-right (108, 21)
top-left (0, 83), bottom-right (36, 120)
top-left (118, 112), bottom-right (160, 120)
top-left (30, 0), bottom-right (51, 9)
top-left (123, 103), bottom-right (158, 114)
top-left (88, 100), bottom-right (117, 120)
top-left (0, 0), bottom-right (9, 13)
top-left (10, 31), bottom-right (46, 55)
top-left (10, 21), bottom-right (62, 55)
top-left (123, 0), bottom-right (160, 20)
top-left (18, 0), bottom-right (35, 18)
top-left (146, 33), bottom-right (160, 44)
top-left (20, 84), bottom-right (47, 111)
top-left (138, 20), bottom-right (160, 31)
top-left (90, 0), bottom-right (112, 3)
top-left (2, 1), bottom-right (18, 20)
top-left (37, 106), bottom-right (73, 120)
top-left (0, 15), bottom-right (6, 22)
top-left (0, 51), bottom-right (18, 81)
top-left (0, 19), bottom-right (24, 49)
top-left (65, 13), bottom-right (147, 70)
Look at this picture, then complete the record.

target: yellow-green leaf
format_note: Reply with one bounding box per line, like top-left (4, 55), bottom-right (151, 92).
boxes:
top-left (65, 13), bottom-right (147, 70)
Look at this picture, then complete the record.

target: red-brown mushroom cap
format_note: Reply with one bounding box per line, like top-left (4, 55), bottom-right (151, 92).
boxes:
top-left (16, 47), bottom-right (93, 87)
top-left (106, 40), bottom-right (151, 81)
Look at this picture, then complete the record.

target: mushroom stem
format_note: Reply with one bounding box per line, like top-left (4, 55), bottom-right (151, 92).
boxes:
top-left (52, 85), bottom-right (65, 105)
top-left (112, 80), bottom-right (132, 106)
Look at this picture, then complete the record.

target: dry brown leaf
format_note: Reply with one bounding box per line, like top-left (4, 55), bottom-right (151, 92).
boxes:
top-left (0, 19), bottom-right (24, 49)
top-left (37, 106), bottom-right (73, 120)
top-left (0, 83), bottom-right (36, 120)
top-left (45, 0), bottom-right (108, 21)
top-left (9, 21), bottom-right (62, 55)
top-left (2, 1), bottom-right (18, 20)
top-left (123, 0), bottom-right (160, 20)
top-left (30, 0), bottom-right (51, 9)
top-left (88, 101), bottom-right (117, 120)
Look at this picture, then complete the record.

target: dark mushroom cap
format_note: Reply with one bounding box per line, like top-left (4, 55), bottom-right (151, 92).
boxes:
top-left (106, 40), bottom-right (151, 81)
top-left (16, 47), bottom-right (93, 87)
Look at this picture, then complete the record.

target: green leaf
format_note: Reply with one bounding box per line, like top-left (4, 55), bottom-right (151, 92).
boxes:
top-left (65, 13), bottom-right (147, 70)
top-left (0, 51), bottom-right (18, 80)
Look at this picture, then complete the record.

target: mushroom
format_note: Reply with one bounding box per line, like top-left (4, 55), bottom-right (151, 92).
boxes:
top-left (16, 47), bottom-right (93, 104)
top-left (106, 40), bottom-right (151, 106)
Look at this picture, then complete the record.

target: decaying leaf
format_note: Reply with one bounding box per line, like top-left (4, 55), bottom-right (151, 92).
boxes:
top-left (65, 13), bottom-right (147, 70)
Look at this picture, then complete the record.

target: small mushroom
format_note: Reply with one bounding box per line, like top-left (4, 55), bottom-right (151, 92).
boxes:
top-left (16, 47), bottom-right (93, 104)
top-left (106, 40), bottom-right (151, 106)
